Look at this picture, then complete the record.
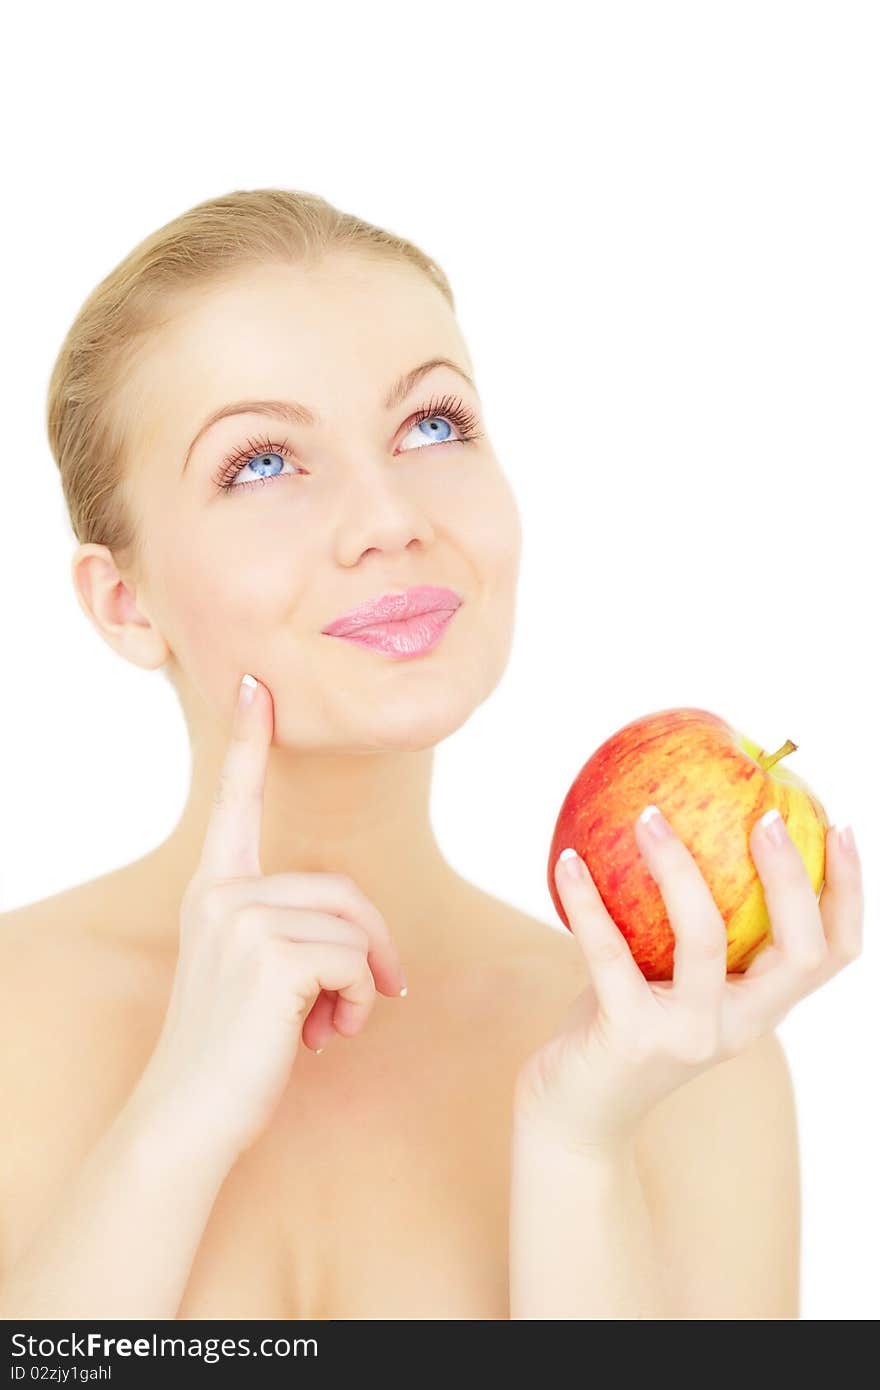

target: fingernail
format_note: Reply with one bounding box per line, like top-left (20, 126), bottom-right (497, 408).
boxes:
top-left (639, 804), bottom-right (671, 840)
top-left (759, 807), bottom-right (788, 847)
top-left (239, 673), bottom-right (257, 708)
top-left (837, 824), bottom-right (856, 855)
top-left (558, 847), bottom-right (584, 881)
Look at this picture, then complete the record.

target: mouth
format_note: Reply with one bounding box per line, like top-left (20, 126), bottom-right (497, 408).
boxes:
top-left (321, 585), bottom-right (463, 637)
top-left (323, 608), bottom-right (460, 660)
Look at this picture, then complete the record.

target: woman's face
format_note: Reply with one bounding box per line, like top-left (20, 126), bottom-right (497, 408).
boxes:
top-left (117, 255), bottom-right (522, 752)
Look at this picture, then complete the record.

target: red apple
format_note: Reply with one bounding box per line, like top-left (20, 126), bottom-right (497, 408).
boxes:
top-left (547, 707), bottom-right (829, 980)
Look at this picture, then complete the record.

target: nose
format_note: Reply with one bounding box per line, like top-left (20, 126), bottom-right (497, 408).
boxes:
top-left (331, 461), bottom-right (437, 565)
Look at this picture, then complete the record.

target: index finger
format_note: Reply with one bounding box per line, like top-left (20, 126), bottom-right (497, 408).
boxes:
top-left (554, 849), bottom-right (651, 1015)
top-left (198, 673), bottom-right (272, 880)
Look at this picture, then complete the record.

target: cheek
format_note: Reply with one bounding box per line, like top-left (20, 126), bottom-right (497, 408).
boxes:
top-left (151, 532), bottom-right (306, 688)
top-left (461, 467), bottom-right (523, 589)
top-left (451, 468), bottom-right (522, 676)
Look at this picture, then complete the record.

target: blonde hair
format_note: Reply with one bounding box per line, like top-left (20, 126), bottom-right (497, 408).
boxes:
top-left (45, 187), bottom-right (456, 574)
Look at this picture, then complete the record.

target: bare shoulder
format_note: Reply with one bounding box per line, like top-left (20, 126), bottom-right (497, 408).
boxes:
top-left (0, 891), bottom-right (100, 1040)
top-left (0, 880), bottom-right (169, 1103)
top-left (467, 892), bottom-right (591, 1054)
top-left (633, 1026), bottom-right (797, 1172)
top-left (0, 880), bottom-right (147, 1004)
top-left (479, 888), bottom-right (587, 961)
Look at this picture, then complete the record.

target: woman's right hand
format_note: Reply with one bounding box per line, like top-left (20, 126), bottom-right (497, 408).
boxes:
top-left (135, 673), bottom-right (407, 1161)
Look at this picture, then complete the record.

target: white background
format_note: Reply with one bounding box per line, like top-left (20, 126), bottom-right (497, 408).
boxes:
top-left (1, 1), bottom-right (877, 1320)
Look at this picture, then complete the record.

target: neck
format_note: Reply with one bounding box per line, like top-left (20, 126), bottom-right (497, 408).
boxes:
top-left (141, 741), bottom-right (472, 971)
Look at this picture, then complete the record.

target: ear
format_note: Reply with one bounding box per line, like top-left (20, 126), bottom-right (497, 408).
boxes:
top-left (71, 543), bottom-right (170, 671)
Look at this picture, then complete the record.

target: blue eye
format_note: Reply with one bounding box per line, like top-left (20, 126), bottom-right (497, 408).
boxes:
top-left (399, 415), bottom-right (454, 450)
top-left (215, 441), bottom-right (299, 493)
top-left (236, 451), bottom-right (290, 481)
top-left (213, 393), bottom-right (483, 495)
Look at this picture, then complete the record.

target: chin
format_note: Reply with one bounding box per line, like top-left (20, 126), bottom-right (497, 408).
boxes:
top-left (353, 650), bottom-right (507, 751)
top-left (265, 673), bottom-right (489, 754)
top-left (359, 679), bottom-right (490, 752)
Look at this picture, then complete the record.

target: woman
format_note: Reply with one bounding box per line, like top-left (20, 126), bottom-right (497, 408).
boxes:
top-left (0, 188), bottom-right (863, 1321)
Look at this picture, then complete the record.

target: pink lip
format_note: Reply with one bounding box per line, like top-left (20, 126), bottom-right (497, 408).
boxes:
top-left (321, 585), bottom-right (463, 660)
top-left (322, 585), bottom-right (462, 636)
top-left (328, 609), bottom-right (459, 659)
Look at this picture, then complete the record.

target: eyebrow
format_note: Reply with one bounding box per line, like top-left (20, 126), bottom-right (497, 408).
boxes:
top-left (180, 356), bottom-right (477, 474)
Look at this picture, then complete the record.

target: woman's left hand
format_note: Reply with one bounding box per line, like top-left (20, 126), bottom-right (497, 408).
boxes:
top-left (514, 806), bottom-right (864, 1152)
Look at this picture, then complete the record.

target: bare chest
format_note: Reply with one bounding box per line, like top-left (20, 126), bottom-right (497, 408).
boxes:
top-left (5, 1015), bottom-right (520, 1320)
top-left (1, 893), bottom-right (585, 1321)
top-left (183, 1037), bottom-right (517, 1320)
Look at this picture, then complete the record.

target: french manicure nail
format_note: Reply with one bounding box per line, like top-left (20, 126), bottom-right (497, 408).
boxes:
top-left (837, 824), bottom-right (856, 855)
top-left (640, 804), bottom-right (671, 840)
top-left (558, 847), bottom-right (584, 882)
top-left (759, 808), bottom-right (788, 847)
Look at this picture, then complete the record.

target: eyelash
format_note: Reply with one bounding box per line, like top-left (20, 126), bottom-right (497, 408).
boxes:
top-left (212, 393), bottom-right (484, 495)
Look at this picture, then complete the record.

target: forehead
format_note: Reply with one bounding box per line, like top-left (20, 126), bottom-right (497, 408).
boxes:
top-left (172, 255), bottom-right (449, 340)
top-left (126, 257), bottom-right (466, 440)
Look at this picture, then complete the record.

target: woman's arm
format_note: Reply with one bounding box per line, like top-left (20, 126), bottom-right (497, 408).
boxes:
top-left (632, 1030), bottom-right (799, 1319)
top-left (510, 808), bottom-right (859, 1319)
top-left (509, 1124), bottom-right (668, 1319)
top-left (0, 1079), bottom-right (238, 1321)
top-left (508, 1031), bottom-right (799, 1320)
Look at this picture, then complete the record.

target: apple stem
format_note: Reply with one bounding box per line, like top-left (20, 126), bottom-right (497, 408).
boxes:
top-left (757, 738), bottom-right (798, 771)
